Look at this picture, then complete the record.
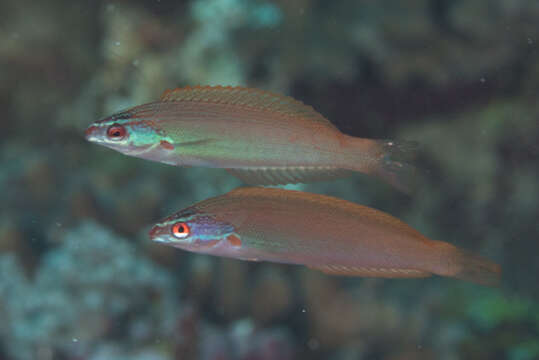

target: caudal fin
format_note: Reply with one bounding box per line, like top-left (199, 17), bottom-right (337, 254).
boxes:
top-left (432, 240), bottom-right (502, 287)
top-left (371, 139), bottom-right (420, 194)
top-left (451, 248), bottom-right (501, 287)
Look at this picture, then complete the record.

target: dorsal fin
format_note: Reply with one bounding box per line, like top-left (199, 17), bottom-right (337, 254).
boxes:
top-left (159, 85), bottom-right (335, 127)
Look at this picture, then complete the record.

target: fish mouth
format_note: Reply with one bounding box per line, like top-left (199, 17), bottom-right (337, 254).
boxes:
top-left (149, 225), bottom-right (171, 243)
top-left (152, 236), bottom-right (169, 244)
top-left (84, 125), bottom-right (99, 142)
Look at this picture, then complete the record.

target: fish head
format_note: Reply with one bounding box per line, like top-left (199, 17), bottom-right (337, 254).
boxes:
top-left (149, 207), bottom-right (239, 252)
top-left (85, 104), bottom-right (172, 158)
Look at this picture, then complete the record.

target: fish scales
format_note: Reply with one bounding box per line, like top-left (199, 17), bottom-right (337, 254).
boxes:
top-left (150, 187), bottom-right (501, 286)
top-left (159, 102), bottom-right (341, 165)
top-left (196, 188), bottom-right (429, 265)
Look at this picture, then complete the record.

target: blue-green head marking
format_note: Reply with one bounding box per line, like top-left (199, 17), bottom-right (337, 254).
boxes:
top-left (84, 103), bottom-right (174, 158)
top-left (149, 207), bottom-right (238, 251)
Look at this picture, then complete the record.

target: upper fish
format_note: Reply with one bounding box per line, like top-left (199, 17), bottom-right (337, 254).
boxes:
top-left (149, 187), bottom-right (501, 287)
top-left (85, 86), bottom-right (419, 193)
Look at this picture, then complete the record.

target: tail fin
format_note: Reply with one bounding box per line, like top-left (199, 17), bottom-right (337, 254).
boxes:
top-left (371, 139), bottom-right (421, 194)
top-left (432, 240), bottom-right (502, 287)
top-left (451, 248), bottom-right (501, 287)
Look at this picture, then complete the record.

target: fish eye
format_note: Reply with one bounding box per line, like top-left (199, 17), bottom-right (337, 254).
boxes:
top-left (171, 222), bottom-right (190, 239)
top-left (106, 124), bottom-right (127, 141)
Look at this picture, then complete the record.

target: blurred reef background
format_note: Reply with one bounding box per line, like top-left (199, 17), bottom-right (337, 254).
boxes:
top-left (1, 0), bottom-right (539, 359)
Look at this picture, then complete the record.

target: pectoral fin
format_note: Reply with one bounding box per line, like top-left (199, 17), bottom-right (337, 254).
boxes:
top-left (226, 234), bottom-right (242, 247)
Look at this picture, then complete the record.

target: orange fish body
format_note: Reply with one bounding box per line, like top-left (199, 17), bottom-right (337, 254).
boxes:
top-left (86, 86), bottom-right (418, 193)
top-left (150, 188), bottom-right (501, 286)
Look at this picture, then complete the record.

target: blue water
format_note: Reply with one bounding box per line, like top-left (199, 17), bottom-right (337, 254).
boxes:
top-left (1, 1), bottom-right (538, 359)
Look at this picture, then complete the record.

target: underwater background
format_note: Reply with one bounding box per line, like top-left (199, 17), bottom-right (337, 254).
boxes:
top-left (1, 0), bottom-right (539, 359)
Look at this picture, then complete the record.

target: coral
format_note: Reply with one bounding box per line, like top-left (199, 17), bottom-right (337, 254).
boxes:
top-left (0, 222), bottom-right (179, 360)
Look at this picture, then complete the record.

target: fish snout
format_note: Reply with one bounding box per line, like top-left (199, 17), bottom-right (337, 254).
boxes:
top-left (84, 125), bottom-right (99, 142)
top-left (149, 224), bottom-right (170, 243)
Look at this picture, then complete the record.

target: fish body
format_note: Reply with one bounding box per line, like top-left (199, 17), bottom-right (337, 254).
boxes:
top-left (149, 187), bottom-right (501, 286)
top-left (85, 86), bottom-right (418, 192)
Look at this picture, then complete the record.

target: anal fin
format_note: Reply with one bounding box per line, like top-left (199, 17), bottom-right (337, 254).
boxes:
top-left (310, 264), bottom-right (431, 278)
top-left (226, 167), bottom-right (353, 186)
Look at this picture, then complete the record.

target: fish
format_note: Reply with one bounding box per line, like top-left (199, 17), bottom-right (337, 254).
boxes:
top-left (85, 86), bottom-right (419, 193)
top-left (149, 187), bottom-right (501, 286)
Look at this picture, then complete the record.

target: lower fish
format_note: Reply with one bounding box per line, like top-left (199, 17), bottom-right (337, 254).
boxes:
top-left (149, 187), bottom-right (501, 286)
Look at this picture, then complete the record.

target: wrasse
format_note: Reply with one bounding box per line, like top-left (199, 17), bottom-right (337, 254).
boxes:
top-left (85, 86), bottom-right (419, 193)
top-left (149, 187), bottom-right (501, 286)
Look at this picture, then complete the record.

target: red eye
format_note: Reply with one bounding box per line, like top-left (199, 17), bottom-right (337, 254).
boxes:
top-left (172, 222), bottom-right (190, 239)
top-left (106, 124), bottom-right (126, 140)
